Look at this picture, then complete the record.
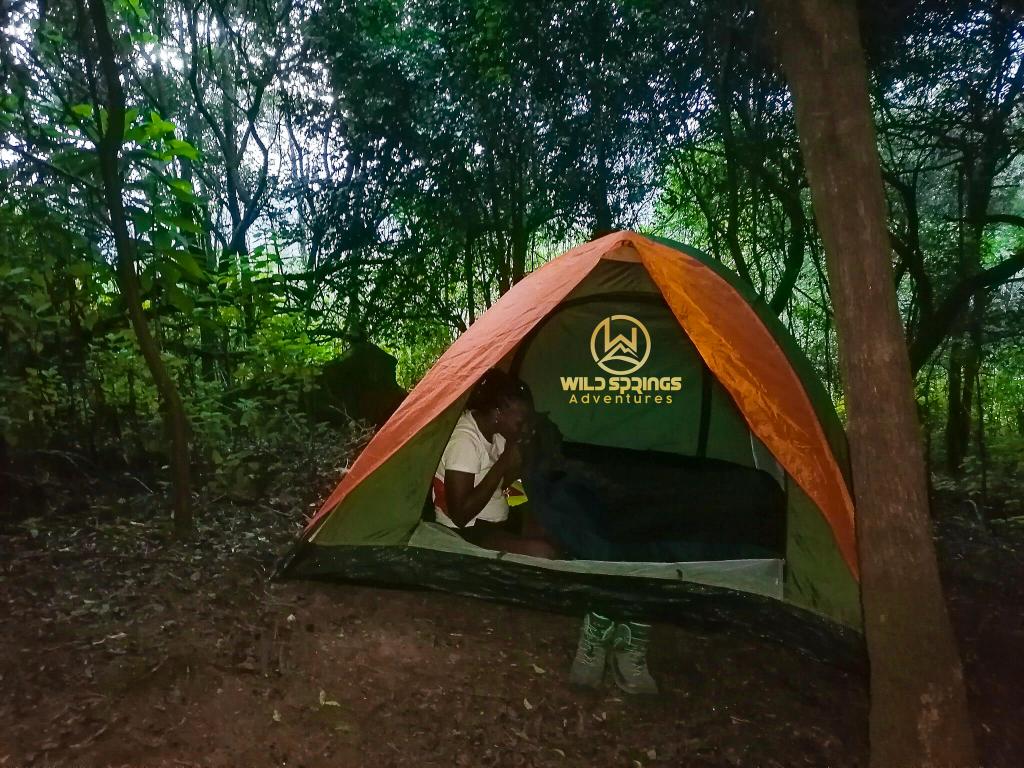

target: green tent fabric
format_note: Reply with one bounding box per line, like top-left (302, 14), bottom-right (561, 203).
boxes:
top-left (281, 233), bottom-right (862, 634)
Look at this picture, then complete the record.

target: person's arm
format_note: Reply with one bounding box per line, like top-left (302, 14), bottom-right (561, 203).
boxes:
top-left (445, 444), bottom-right (519, 527)
top-left (502, 443), bottom-right (523, 487)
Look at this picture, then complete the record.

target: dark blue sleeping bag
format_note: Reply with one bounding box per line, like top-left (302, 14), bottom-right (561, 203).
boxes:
top-left (519, 415), bottom-right (786, 562)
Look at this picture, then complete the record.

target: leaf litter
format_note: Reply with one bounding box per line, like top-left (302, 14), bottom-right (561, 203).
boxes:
top-left (0, 488), bottom-right (1020, 767)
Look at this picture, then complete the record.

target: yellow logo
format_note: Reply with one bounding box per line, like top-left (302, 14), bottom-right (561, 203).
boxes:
top-left (590, 314), bottom-right (651, 375)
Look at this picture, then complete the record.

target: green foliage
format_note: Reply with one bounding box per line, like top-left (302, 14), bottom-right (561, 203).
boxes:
top-left (1, 0), bottom-right (1022, 510)
top-left (386, 321), bottom-right (456, 390)
top-left (0, 366), bottom-right (63, 449)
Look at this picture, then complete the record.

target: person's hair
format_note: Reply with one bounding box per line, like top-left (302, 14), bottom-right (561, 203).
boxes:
top-left (468, 369), bottom-right (533, 412)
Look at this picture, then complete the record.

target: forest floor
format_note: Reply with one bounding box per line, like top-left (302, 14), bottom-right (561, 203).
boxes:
top-left (1, 483), bottom-right (1022, 768)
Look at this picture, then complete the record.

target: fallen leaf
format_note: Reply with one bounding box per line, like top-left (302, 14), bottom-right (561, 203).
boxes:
top-left (523, 698), bottom-right (533, 711)
top-left (319, 689), bottom-right (340, 707)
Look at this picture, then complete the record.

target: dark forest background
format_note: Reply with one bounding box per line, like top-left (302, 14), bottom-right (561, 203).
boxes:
top-left (1, 0), bottom-right (1022, 526)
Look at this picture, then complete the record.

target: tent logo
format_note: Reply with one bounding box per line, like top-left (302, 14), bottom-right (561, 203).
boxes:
top-left (590, 315), bottom-right (651, 375)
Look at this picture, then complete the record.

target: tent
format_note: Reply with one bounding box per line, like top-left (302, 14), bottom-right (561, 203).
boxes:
top-left (280, 232), bottom-right (862, 636)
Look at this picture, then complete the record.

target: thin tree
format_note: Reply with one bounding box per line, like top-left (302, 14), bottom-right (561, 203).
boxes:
top-left (83, 0), bottom-right (193, 535)
top-left (758, 0), bottom-right (978, 766)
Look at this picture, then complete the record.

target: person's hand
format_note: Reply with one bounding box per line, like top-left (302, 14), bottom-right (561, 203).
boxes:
top-left (498, 440), bottom-right (522, 471)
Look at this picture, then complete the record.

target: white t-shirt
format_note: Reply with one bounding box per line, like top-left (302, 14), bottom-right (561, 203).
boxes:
top-left (433, 410), bottom-right (509, 528)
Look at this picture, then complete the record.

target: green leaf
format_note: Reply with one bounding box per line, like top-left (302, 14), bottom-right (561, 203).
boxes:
top-left (68, 262), bottom-right (95, 279)
top-left (125, 0), bottom-right (150, 21)
top-left (166, 138), bottom-right (199, 161)
top-left (164, 284), bottom-right (194, 314)
top-left (196, 314), bottom-right (221, 334)
top-left (154, 209), bottom-right (203, 235)
top-left (147, 111), bottom-right (176, 137)
top-left (151, 226), bottom-right (173, 251)
top-left (166, 178), bottom-right (199, 204)
top-left (130, 208), bottom-right (154, 230)
top-left (160, 262), bottom-right (181, 283)
top-left (169, 250), bottom-right (208, 282)
top-left (39, 27), bottom-right (65, 46)
top-left (70, 104), bottom-right (94, 118)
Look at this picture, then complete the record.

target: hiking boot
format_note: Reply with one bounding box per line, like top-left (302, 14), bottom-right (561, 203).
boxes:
top-left (610, 621), bottom-right (659, 695)
top-left (569, 611), bottom-right (615, 688)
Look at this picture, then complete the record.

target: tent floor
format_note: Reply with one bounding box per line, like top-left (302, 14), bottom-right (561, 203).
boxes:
top-left (409, 522), bottom-right (785, 598)
top-left (281, 531), bottom-right (864, 669)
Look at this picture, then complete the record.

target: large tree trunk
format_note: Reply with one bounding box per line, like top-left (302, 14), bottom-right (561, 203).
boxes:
top-left (86, 0), bottom-right (193, 536)
top-left (759, 1), bottom-right (977, 767)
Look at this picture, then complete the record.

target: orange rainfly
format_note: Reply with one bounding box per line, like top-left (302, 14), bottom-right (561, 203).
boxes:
top-left (302, 232), bottom-right (858, 578)
top-left (633, 238), bottom-right (857, 576)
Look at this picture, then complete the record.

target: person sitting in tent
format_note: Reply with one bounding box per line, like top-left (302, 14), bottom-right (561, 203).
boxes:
top-left (434, 371), bottom-right (660, 695)
top-left (431, 369), bottom-right (559, 559)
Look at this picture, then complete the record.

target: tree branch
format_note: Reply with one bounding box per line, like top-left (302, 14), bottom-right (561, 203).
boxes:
top-left (909, 248), bottom-right (1024, 372)
top-left (986, 213), bottom-right (1024, 228)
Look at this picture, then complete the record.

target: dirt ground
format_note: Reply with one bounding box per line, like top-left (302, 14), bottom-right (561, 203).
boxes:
top-left (1, 493), bottom-right (1021, 768)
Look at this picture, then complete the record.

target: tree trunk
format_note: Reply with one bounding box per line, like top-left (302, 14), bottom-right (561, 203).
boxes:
top-left (946, 325), bottom-right (984, 476)
top-left (464, 229), bottom-right (476, 325)
top-left (920, 361), bottom-right (935, 480)
top-left (86, 0), bottom-right (193, 536)
top-left (509, 174), bottom-right (528, 286)
top-left (179, 119), bottom-right (220, 382)
top-left (944, 143), bottom-right (992, 474)
top-left (592, 140), bottom-right (614, 233)
top-left (759, 1), bottom-right (978, 767)
top-left (0, 433), bottom-right (10, 521)
top-left (974, 367), bottom-right (988, 503)
top-left (945, 341), bottom-right (970, 474)
top-left (715, 39), bottom-right (756, 291)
